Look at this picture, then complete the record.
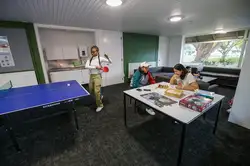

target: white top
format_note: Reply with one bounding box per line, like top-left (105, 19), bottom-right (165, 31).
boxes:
top-left (85, 56), bottom-right (111, 74)
top-left (176, 73), bottom-right (196, 87)
top-left (124, 82), bottom-right (224, 124)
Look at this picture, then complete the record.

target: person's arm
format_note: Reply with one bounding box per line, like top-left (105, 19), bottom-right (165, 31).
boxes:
top-left (101, 56), bottom-right (112, 64)
top-left (85, 59), bottom-right (98, 69)
top-left (131, 71), bottom-right (141, 88)
top-left (182, 82), bottom-right (199, 91)
top-left (148, 72), bottom-right (156, 84)
top-left (178, 73), bottom-right (199, 91)
top-left (170, 75), bottom-right (178, 85)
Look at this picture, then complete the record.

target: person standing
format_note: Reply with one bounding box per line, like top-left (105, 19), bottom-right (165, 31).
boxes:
top-left (85, 46), bottom-right (112, 112)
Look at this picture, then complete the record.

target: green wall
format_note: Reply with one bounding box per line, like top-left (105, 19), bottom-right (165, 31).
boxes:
top-left (0, 21), bottom-right (45, 84)
top-left (123, 33), bottom-right (159, 81)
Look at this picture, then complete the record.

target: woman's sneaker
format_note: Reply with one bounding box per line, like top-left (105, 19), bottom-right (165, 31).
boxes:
top-left (96, 106), bottom-right (104, 112)
top-left (145, 108), bottom-right (155, 115)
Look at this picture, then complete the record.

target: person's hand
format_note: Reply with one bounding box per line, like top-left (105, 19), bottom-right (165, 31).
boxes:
top-left (174, 74), bottom-right (180, 79)
top-left (176, 85), bottom-right (183, 89)
top-left (176, 82), bottom-right (183, 89)
top-left (96, 66), bottom-right (102, 70)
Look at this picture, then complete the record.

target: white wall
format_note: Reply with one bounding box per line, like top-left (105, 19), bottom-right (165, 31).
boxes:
top-left (0, 71), bottom-right (38, 88)
top-left (167, 36), bottom-right (183, 67)
top-left (35, 24), bottom-right (124, 86)
top-left (228, 37), bottom-right (250, 129)
top-left (95, 30), bottom-right (124, 86)
top-left (158, 36), bottom-right (169, 66)
top-left (39, 28), bottom-right (95, 58)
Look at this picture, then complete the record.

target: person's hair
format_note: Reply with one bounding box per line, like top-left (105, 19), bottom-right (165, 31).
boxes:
top-left (89, 45), bottom-right (101, 66)
top-left (174, 63), bottom-right (188, 80)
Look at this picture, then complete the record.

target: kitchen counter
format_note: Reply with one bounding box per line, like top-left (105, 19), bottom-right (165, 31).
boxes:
top-left (48, 66), bottom-right (86, 72)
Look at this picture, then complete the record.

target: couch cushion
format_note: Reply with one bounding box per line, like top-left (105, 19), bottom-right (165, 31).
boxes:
top-left (201, 71), bottom-right (239, 78)
top-left (197, 81), bottom-right (209, 90)
top-left (202, 67), bottom-right (241, 75)
top-left (162, 67), bottom-right (173, 73)
top-left (149, 67), bottom-right (163, 73)
top-left (152, 72), bottom-right (174, 78)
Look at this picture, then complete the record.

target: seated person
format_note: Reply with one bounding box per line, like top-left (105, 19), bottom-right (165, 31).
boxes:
top-left (130, 62), bottom-right (156, 115)
top-left (186, 66), bottom-right (200, 77)
top-left (170, 64), bottom-right (199, 91)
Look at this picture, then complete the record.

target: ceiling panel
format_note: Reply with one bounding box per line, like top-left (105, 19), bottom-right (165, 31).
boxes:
top-left (0, 0), bottom-right (250, 36)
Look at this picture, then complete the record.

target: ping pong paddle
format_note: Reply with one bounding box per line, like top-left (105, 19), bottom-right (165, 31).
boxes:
top-left (102, 66), bottom-right (109, 72)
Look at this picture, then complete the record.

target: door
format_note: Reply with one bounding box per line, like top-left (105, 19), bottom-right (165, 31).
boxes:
top-left (158, 36), bottom-right (169, 66)
top-left (96, 30), bottom-right (124, 87)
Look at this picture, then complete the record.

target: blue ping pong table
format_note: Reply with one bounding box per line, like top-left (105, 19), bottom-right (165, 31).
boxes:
top-left (0, 80), bottom-right (89, 151)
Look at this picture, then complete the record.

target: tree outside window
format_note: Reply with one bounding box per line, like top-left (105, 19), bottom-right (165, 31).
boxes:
top-left (182, 39), bottom-right (246, 68)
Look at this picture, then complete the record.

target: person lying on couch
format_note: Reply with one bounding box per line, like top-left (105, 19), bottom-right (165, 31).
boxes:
top-left (170, 64), bottom-right (199, 91)
top-left (130, 62), bottom-right (156, 115)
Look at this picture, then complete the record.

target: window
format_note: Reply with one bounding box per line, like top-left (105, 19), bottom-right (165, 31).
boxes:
top-left (181, 31), bottom-right (248, 68)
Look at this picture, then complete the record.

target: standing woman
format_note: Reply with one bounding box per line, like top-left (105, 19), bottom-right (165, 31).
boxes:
top-left (170, 63), bottom-right (199, 91)
top-left (85, 46), bottom-right (112, 112)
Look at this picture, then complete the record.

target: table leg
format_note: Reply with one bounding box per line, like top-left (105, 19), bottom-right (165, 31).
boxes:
top-left (124, 93), bottom-right (127, 127)
top-left (203, 113), bottom-right (207, 120)
top-left (3, 115), bottom-right (21, 152)
top-left (213, 100), bottom-right (222, 134)
top-left (177, 124), bottom-right (187, 166)
top-left (134, 99), bottom-right (137, 113)
top-left (72, 102), bottom-right (79, 130)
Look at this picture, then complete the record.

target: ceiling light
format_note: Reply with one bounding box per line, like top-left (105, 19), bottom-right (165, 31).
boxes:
top-left (106, 0), bottom-right (123, 7)
top-left (214, 30), bottom-right (227, 34)
top-left (169, 16), bottom-right (183, 22)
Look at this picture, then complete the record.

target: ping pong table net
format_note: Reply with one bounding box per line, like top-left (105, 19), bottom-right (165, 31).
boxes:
top-left (0, 80), bottom-right (13, 90)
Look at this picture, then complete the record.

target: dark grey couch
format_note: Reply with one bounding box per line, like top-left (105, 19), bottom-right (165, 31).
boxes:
top-left (133, 67), bottom-right (218, 92)
top-left (200, 67), bottom-right (241, 87)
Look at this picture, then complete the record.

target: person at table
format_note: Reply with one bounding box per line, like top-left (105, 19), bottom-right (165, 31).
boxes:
top-left (85, 45), bottom-right (112, 112)
top-left (186, 66), bottom-right (200, 77)
top-left (130, 62), bottom-right (156, 115)
top-left (170, 63), bottom-right (199, 91)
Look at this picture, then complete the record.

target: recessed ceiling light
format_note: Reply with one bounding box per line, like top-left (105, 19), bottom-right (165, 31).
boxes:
top-left (169, 16), bottom-right (183, 22)
top-left (106, 0), bottom-right (123, 7)
top-left (214, 29), bottom-right (227, 34)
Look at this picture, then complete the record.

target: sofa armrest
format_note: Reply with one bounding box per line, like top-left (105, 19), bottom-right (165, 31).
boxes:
top-left (197, 81), bottom-right (209, 90)
top-left (208, 84), bottom-right (219, 93)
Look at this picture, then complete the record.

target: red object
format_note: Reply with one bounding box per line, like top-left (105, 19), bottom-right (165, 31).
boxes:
top-left (148, 72), bottom-right (156, 84)
top-left (229, 97), bottom-right (234, 107)
top-left (179, 95), bottom-right (213, 112)
top-left (102, 66), bottom-right (109, 72)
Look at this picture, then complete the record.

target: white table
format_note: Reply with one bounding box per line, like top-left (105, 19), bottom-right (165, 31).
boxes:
top-left (123, 82), bottom-right (224, 166)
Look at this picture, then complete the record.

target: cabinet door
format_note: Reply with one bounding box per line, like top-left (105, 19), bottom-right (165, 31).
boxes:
top-left (50, 70), bottom-right (83, 84)
top-left (81, 69), bottom-right (89, 84)
top-left (45, 46), bottom-right (63, 60)
top-left (62, 46), bottom-right (79, 60)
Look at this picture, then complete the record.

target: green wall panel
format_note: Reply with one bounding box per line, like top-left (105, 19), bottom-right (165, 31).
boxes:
top-left (123, 33), bottom-right (159, 81)
top-left (0, 21), bottom-right (45, 84)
